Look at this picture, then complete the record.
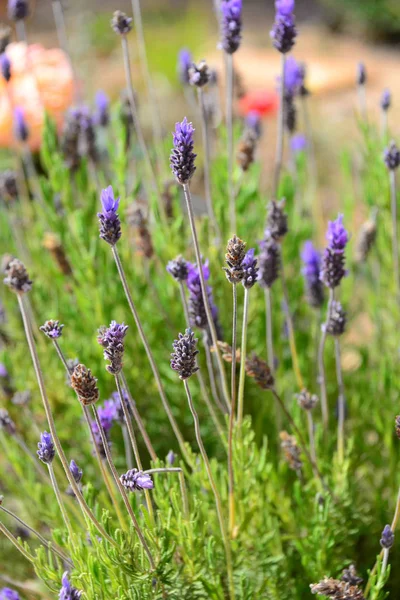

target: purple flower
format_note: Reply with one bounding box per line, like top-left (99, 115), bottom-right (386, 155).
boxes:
top-left (70, 460), bottom-right (83, 484)
top-left (301, 241), bottom-right (324, 308)
top-left (242, 248), bottom-right (259, 289)
top-left (186, 260), bottom-right (221, 336)
top-left (59, 572), bottom-right (82, 600)
top-left (380, 525), bottom-right (394, 549)
top-left (0, 363), bottom-right (8, 378)
top-left (37, 431), bottom-right (55, 464)
top-left (171, 328), bottom-right (199, 380)
top-left (270, 14), bottom-right (296, 53)
top-left (98, 400), bottom-right (118, 430)
top-left (381, 88), bottom-right (391, 112)
top-left (357, 62), bottom-right (366, 86)
top-left (220, 0), bottom-right (242, 55)
top-left (178, 48), bottom-right (192, 85)
top-left (0, 589), bottom-right (20, 600)
top-left (320, 214), bottom-right (349, 289)
top-left (40, 319), bottom-right (64, 339)
top-left (94, 91), bottom-right (109, 127)
top-left (120, 468), bottom-right (154, 492)
top-left (245, 111), bottom-right (262, 139)
top-left (8, 0), bottom-right (29, 21)
top-left (166, 255), bottom-right (189, 282)
top-left (98, 185), bottom-right (121, 245)
top-left (170, 117), bottom-right (197, 185)
top-left (258, 232), bottom-right (280, 289)
top-left (167, 450), bottom-right (176, 465)
top-left (283, 56), bottom-right (303, 95)
top-left (0, 53), bottom-right (11, 82)
top-left (97, 321), bottom-right (128, 375)
top-left (13, 107), bottom-right (29, 142)
top-left (275, 0), bottom-right (295, 16)
top-left (384, 141), bottom-right (400, 171)
top-left (91, 419), bottom-right (112, 459)
top-left (290, 133), bottom-right (307, 153)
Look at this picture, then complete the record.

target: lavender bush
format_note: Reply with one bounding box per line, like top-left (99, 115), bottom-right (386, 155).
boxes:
top-left (0, 1), bottom-right (399, 598)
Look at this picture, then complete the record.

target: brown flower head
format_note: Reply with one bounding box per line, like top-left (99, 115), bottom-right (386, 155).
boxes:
top-left (245, 353), bottom-right (274, 390)
top-left (310, 577), bottom-right (365, 600)
top-left (71, 364), bottom-right (99, 405)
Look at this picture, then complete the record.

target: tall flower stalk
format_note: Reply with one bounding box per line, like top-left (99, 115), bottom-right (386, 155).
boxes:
top-left (259, 233), bottom-right (281, 375)
top-left (170, 329), bottom-right (235, 600)
top-left (220, 0), bottom-right (243, 232)
top-left (297, 390), bottom-right (318, 466)
top-left (170, 118), bottom-right (231, 412)
top-left (384, 142), bottom-right (400, 300)
top-left (380, 89), bottom-right (391, 141)
top-left (356, 62), bottom-right (367, 121)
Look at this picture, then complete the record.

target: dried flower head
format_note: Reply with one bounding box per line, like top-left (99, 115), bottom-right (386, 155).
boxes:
top-left (40, 320), bottom-right (64, 339)
top-left (61, 109), bottom-right (82, 171)
top-left (120, 468), bottom-right (154, 492)
top-left (37, 431), bottom-right (55, 464)
top-left (0, 408), bottom-right (15, 435)
top-left (3, 258), bottom-right (32, 294)
top-left (384, 141), bottom-right (400, 171)
top-left (380, 524), bottom-right (394, 549)
top-left (267, 199), bottom-right (288, 240)
top-left (296, 389), bottom-right (318, 411)
top-left (170, 117), bottom-right (197, 185)
top-left (381, 88), bottom-right (391, 112)
top-left (70, 460), bottom-right (83, 484)
top-left (320, 214), bottom-right (349, 289)
top-left (223, 235), bottom-right (246, 284)
top-left (0, 170), bottom-right (18, 201)
top-left (167, 255), bottom-right (189, 282)
top-left (245, 353), bottom-right (274, 390)
top-left (301, 241), bottom-right (324, 308)
top-left (170, 328), bottom-right (199, 380)
top-left (8, 0), bottom-right (29, 21)
top-left (258, 232), bottom-right (281, 289)
top-left (280, 431), bottom-right (302, 474)
top-left (325, 301), bottom-right (346, 336)
top-left (310, 578), bottom-right (365, 600)
top-left (188, 60), bottom-right (210, 88)
top-left (354, 216), bottom-right (377, 263)
top-left (97, 321), bottom-right (128, 375)
top-left (220, 0), bottom-right (242, 54)
top-left (98, 185), bottom-right (121, 246)
top-left (341, 565), bottom-right (363, 587)
top-left (237, 130), bottom-right (257, 172)
top-left (242, 248), bottom-right (259, 289)
top-left (11, 390), bottom-right (31, 406)
top-left (71, 364), bottom-right (99, 406)
top-left (215, 341), bottom-right (241, 363)
top-left (43, 233), bottom-right (73, 276)
top-left (111, 10), bottom-right (132, 35)
top-left (59, 572), bottom-right (82, 600)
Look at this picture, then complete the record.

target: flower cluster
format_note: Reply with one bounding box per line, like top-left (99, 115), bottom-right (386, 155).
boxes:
top-left (381, 88), bottom-right (391, 112)
top-left (13, 107), bottom-right (29, 142)
top-left (384, 141), bottom-right (400, 171)
top-left (3, 257), bottom-right (32, 294)
top-left (8, 0), bottom-right (29, 21)
top-left (59, 572), bottom-right (82, 600)
top-left (70, 364), bottom-right (99, 406)
top-left (270, 0), bottom-right (297, 54)
top-left (0, 53), bottom-right (11, 83)
top-left (97, 321), bottom-right (128, 375)
top-left (170, 328), bottom-right (199, 380)
top-left (380, 524), bottom-right (394, 549)
top-left (223, 235), bottom-right (246, 284)
top-left (186, 261), bottom-right (222, 340)
top-left (94, 91), bottom-right (110, 127)
top-left (98, 186), bottom-right (122, 246)
top-left (296, 389), bottom-right (318, 411)
top-left (166, 255), bottom-right (189, 282)
top-left (0, 588), bottom-right (20, 600)
top-left (120, 468), bottom-right (154, 492)
top-left (301, 241), bottom-right (324, 308)
top-left (40, 319), bottom-right (64, 339)
top-left (177, 48), bottom-right (192, 85)
top-left (70, 459), bottom-right (83, 484)
top-left (170, 118), bottom-right (197, 185)
top-left (266, 199), bottom-right (288, 240)
top-left (310, 577), bottom-right (365, 600)
top-left (0, 408), bottom-right (16, 435)
top-left (37, 431), bottom-right (55, 464)
top-left (242, 249), bottom-right (259, 289)
top-left (280, 431), bottom-right (302, 475)
top-left (258, 232), bottom-right (281, 289)
top-left (220, 0), bottom-right (243, 55)
top-left (320, 214), bottom-right (349, 289)
top-left (325, 301), bottom-right (346, 336)
top-left (111, 10), bottom-right (132, 35)
top-left (188, 60), bottom-right (210, 88)
top-left (245, 353), bottom-right (274, 389)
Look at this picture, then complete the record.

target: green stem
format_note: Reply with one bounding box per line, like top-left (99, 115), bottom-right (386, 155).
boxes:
top-left (265, 287), bottom-right (275, 376)
top-left (237, 287), bottom-right (250, 426)
top-left (0, 519), bottom-right (34, 563)
top-left (335, 337), bottom-right (345, 464)
top-left (318, 288), bottom-right (334, 429)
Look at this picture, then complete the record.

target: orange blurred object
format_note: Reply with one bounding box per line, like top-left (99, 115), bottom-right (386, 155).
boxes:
top-left (0, 42), bottom-right (74, 150)
top-left (238, 89), bottom-right (278, 118)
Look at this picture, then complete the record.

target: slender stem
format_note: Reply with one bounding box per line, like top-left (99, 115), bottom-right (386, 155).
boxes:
top-left (179, 281), bottom-right (191, 326)
top-left (15, 19), bottom-right (27, 42)
top-left (198, 87), bottom-right (221, 242)
top-left (16, 294), bottom-right (117, 547)
top-left (48, 463), bottom-right (74, 540)
top-left (381, 110), bottom-right (388, 142)
top-left (115, 374), bottom-right (155, 524)
top-left (231, 284), bottom-right (238, 410)
top-left (306, 411), bottom-right (317, 466)
top-left (0, 504), bottom-right (72, 566)
top-left (120, 370), bottom-right (157, 462)
top-left (389, 170), bottom-right (400, 301)
top-left (122, 424), bottom-right (133, 469)
top-left (183, 380), bottom-right (235, 600)
top-left (228, 283), bottom-right (238, 534)
top-left (0, 520), bottom-right (33, 563)
top-left (182, 183), bottom-right (231, 412)
top-left (51, 0), bottom-right (69, 54)
top-left (358, 84), bottom-right (367, 121)
top-left (92, 406), bottom-right (155, 569)
top-left (53, 340), bottom-right (70, 373)
top-left (203, 332), bottom-right (227, 414)
top-left (131, 0), bottom-right (165, 178)
top-left (318, 288), bottom-right (334, 429)
top-left (226, 53), bottom-right (235, 233)
top-left (112, 245), bottom-right (189, 463)
top-left (280, 255), bottom-right (304, 390)
top-left (237, 287), bottom-right (250, 426)
top-left (335, 338), bottom-right (345, 464)
top-left (120, 35), bottom-right (163, 217)
top-left (265, 287), bottom-right (275, 375)
top-left (273, 54), bottom-right (286, 199)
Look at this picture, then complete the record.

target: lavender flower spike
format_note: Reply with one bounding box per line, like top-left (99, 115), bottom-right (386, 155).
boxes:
top-left (357, 62), bottom-right (366, 86)
top-left (97, 321), bottom-right (128, 375)
top-left (70, 460), bottom-right (83, 484)
top-left (276, 0), bottom-right (295, 16)
top-left (384, 141), bottom-right (400, 171)
top-left (0, 588), bottom-right (20, 600)
top-left (170, 328), bottom-right (199, 380)
top-left (120, 468), bottom-right (154, 492)
top-left (170, 117), bottom-right (197, 185)
top-left (166, 255), bottom-right (189, 282)
top-left (178, 48), bottom-right (192, 85)
top-left (0, 408), bottom-right (16, 435)
top-left (13, 107), bottom-right (29, 142)
top-left (320, 214), bottom-right (349, 289)
top-left (94, 91), bottom-right (110, 127)
top-left (0, 53), bottom-right (11, 83)
top-left (380, 524), bottom-right (394, 549)
top-left (381, 88), bottom-right (391, 112)
top-left (59, 572), bottom-right (82, 600)
top-left (270, 8), bottom-right (296, 54)
top-left (8, 0), bottom-right (29, 21)
top-left (98, 185), bottom-right (121, 246)
top-left (37, 431), bottom-right (55, 464)
top-left (40, 319), bottom-right (64, 339)
top-left (242, 248), bottom-right (259, 289)
top-left (258, 232), bottom-right (281, 289)
top-left (301, 241), bottom-right (324, 308)
top-left (167, 450), bottom-right (176, 465)
top-left (220, 0), bottom-right (243, 55)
